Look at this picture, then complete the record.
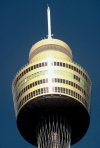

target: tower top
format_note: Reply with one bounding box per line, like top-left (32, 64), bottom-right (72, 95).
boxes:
top-left (47, 6), bottom-right (52, 38)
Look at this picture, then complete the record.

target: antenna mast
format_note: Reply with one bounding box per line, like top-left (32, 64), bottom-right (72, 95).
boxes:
top-left (47, 6), bottom-right (52, 38)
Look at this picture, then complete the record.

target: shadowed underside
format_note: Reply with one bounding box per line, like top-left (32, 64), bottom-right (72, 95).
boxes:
top-left (17, 94), bottom-right (90, 146)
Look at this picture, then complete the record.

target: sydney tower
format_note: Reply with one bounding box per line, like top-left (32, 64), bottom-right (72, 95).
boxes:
top-left (12, 6), bottom-right (91, 148)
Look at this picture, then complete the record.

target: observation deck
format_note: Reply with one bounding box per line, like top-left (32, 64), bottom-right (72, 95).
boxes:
top-left (12, 38), bottom-right (91, 146)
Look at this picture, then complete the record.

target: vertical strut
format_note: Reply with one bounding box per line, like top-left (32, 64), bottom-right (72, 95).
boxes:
top-left (37, 114), bottom-right (71, 148)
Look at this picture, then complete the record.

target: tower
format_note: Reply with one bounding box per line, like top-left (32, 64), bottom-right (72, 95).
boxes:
top-left (12, 6), bottom-right (91, 148)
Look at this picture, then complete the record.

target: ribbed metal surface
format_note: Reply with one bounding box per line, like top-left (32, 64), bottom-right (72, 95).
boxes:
top-left (29, 44), bottom-right (72, 61)
top-left (37, 114), bottom-right (71, 148)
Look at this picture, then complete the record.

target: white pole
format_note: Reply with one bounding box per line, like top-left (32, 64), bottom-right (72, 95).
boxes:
top-left (47, 6), bottom-right (51, 38)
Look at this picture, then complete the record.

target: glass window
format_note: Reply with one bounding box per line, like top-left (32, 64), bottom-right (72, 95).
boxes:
top-left (80, 70), bottom-right (82, 75)
top-left (66, 88), bottom-right (68, 94)
top-left (55, 78), bottom-right (57, 82)
top-left (40, 80), bottom-right (42, 84)
top-left (21, 72), bottom-right (23, 77)
top-left (24, 88), bottom-right (26, 92)
top-left (19, 74), bottom-right (21, 79)
top-left (46, 79), bottom-right (48, 83)
top-left (73, 83), bottom-right (75, 87)
top-left (85, 75), bottom-right (87, 80)
top-left (77, 94), bottom-right (80, 99)
top-left (23, 71), bottom-right (26, 75)
top-left (43, 79), bottom-right (45, 83)
top-left (45, 62), bottom-right (47, 66)
top-left (71, 82), bottom-right (73, 86)
top-left (47, 87), bottom-right (49, 93)
top-left (35, 81), bottom-right (37, 85)
top-left (26, 68), bottom-right (28, 73)
top-left (29, 67), bottom-right (31, 72)
top-left (28, 85), bottom-right (29, 89)
top-left (31, 66), bottom-right (33, 70)
top-left (57, 62), bottom-right (59, 66)
top-left (61, 87), bottom-right (63, 93)
top-left (55, 87), bottom-right (57, 92)
top-left (31, 92), bottom-right (33, 97)
top-left (41, 88), bottom-right (43, 93)
top-left (54, 62), bottom-right (56, 66)
top-left (38, 81), bottom-right (40, 85)
top-left (66, 64), bottom-right (68, 68)
top-left (60, 62), bottom-right (62, 66)
top-left (63, 88), bottom-right (65, 93)
top-left (58, 87), bottom-right (60, 92)
top-left (80, 79), bottom-right (84, 85)
top-left (25, 96), bottom-right (27, 101)
top-left (66, 80), bottom-right (68, 84)
top-left (63, 63), bottom-right (65, 67)
top-left (29, 93), bottom-right (31, 98)
top-left (42, 63), bottom-right (44, 66)
top-left (71, 90), bottom-right (73, 96)
top-left (36, 90), bottom-right (38, 95)
top-left (38, 89), bottom-right (40, 94)
top-left (76, 68), bottom-right (78, 72)
top-left (69, 89), bottom-right (70, 95)
top-left (75, 92), bottom-right (77, 98)
top-left (74, 67), bottom-right (76, 71)
top-left (33, 91), bottom-right (35, 96)
top-left (63, 79), bottom-right (65, 83)
top-left (36, 64), bottom-right (38, 68)
top-left (30, 84), bottom-right (32, 88)
top-left (34, 65), bottom-right (36, 69)
top-left (58, 78), bottom-right (59, 82)
top-left (73, 91), bottom-right (75, 97)
top-left (39, 63), bottom-right (41, 67)
top-left (44, 88), bottom-right (46, 93)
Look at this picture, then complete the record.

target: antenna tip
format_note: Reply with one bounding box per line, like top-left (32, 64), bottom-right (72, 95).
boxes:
top-left (47, 4), bottom-right (50, 9)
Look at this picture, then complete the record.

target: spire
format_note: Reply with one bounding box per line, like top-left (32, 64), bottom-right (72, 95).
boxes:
top-left (47, 5), bottom-right (52, 38)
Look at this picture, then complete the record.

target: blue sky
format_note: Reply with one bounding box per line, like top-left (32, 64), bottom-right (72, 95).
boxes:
top-left (0, 0), bottom-right (100, 148)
